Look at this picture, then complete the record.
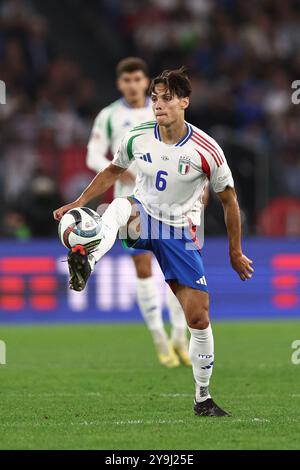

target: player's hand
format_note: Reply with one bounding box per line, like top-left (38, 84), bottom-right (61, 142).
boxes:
top-left (53, 200), bottom-right (81, 221)
top-left (118, 170), bottom-right (135, 185)
top-left (230, 252), bottom-right (254, 281)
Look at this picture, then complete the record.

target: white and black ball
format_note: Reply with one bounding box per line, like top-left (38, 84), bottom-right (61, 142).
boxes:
top-left (58, 207), bottom-right (102, 252)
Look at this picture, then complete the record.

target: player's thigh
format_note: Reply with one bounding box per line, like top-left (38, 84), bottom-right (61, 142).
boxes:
top-left (132, 252), bottom-right (153, 278)
top-left (171, 281), bottom-right (210, 329)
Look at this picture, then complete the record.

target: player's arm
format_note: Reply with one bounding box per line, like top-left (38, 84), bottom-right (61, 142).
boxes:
top-left (53, 164), bottom-right (127, 220)
top-left (86, 108), bottom-right (111, 173)
top-left (86, 109), bottom-right (135, 185)
top-left (203, 142), bottom-right (254, 281)
top-left (217, 186), bottom-right (253, 281)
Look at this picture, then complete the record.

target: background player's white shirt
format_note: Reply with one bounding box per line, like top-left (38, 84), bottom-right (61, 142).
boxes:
top-left (112, 121), bottom-right (234, 227)
top-left (86, 97), bottom-right (154, 197)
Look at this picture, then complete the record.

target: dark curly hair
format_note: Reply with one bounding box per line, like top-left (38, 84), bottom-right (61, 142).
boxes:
top-left (149, 66), bottom-right (192, 98)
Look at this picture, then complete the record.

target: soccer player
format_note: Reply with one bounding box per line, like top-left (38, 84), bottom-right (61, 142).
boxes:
top-left (86, 57), bottom-right (190, 368)
top-left (54, 67), bottom-right (254, 416)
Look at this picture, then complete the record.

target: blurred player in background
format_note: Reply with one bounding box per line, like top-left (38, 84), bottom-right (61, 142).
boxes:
top-left (86, 57), bottom-right (190, 368)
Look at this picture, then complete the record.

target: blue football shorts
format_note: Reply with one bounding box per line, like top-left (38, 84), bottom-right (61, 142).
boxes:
top-left (122, 197), bottom-right (208, 293)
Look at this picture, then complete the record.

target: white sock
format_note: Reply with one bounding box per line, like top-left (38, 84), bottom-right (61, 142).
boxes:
top-left (188, 324), bottom-right (214, 403)
top-left (89, 198), bottom-right (132, 268)
top-left (167, 288), bottom-right (188, 348)
top-left (136, 277), bottom-right (169, 354)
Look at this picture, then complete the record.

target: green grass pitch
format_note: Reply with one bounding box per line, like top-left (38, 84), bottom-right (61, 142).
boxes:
top-left (0, 321), bottom-right (299, 449)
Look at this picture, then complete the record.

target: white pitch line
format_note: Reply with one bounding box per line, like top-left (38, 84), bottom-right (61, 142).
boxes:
top-left (0, 392), bottom-right (192, 399)
top-left (0, 392), bottom-right (273, 398)
top-left (252, 418), bottom-right (270, 423)
top-left (0, 417), bottom-right (285, 429)
top-left (1, 392), bottom-right (297, 401)
top-left (0, 392), bottom-right (103, 397)
top-left (0, 419), bottom-right (187, 428)
top-left (159, 393), bottom-right (191, 398)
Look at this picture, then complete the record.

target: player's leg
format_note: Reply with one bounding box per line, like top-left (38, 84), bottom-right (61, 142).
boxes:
top-left (172, 283), bottom-right (212, 395)
top-left (67, 198), bottom-right (133, 291)
top-left (132, 252), bottom-right (179, 368)
top-left (171, 282), bottom-right (229, 417)
top-left (166, 287), bottom-right (191, 366)
top-left (150, 220), bottom-right (229, 416)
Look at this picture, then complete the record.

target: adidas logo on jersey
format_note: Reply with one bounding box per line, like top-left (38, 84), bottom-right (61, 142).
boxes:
top-left (196, 276), bottom-right (207, 286)
top-left (138, 152), bottom-right (152, 163)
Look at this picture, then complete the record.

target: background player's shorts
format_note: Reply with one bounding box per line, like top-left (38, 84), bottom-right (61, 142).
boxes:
top-left (123, 198), bottom-right (208, 293)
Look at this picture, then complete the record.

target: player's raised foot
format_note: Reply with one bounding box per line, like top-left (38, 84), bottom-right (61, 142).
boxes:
top-left (172, 342), bottom-right (192, 367)
top-left (156, 341), bottom-right (180, 368)
top-left (67, 244), bottom-right (91, 291)
top-left (193, 398), bottom-right (230, 417)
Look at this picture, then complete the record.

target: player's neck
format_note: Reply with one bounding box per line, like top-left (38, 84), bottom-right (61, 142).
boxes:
top-left (122, 96), bottom-right (147, 109)
top-left (159, 120), bottom-right (187, 145)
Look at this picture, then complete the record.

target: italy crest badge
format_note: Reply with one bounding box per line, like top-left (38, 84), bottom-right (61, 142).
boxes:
top-left (178, 156), bottom-right (190, 175)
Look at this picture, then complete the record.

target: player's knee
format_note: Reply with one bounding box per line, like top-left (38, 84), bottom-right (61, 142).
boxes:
top-left (133, 255), bottom-right (152, 278)
top-left (188, 318), bottom-right (209, 330)
top-left (186, 305), bottom-right (209, 330)
top-left (136, 266), bottom-right (152, 278)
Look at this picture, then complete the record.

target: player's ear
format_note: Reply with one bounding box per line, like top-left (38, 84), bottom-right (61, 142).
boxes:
top-left (181, 97), bottom-right (189, 110)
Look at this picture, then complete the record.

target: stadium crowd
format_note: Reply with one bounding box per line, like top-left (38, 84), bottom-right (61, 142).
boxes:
top-left (0, 0), bottom-right (300, 237)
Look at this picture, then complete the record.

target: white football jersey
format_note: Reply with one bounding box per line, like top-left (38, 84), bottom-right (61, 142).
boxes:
top-left (86, 98), bottom-right (154, 197)
top-left (112, 121), bottom-right (234, 227)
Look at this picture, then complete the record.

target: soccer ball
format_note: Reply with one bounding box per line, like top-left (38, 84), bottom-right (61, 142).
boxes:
top-left (58, 207), bottom-right (102, 252)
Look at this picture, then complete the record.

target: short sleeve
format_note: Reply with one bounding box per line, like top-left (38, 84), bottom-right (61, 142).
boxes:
top-left (210, 148), bottom-right (234, 193)
top-left (112, 132), bottom-right (135, 169)
top-left (199, 142), bottom-right (234, 193)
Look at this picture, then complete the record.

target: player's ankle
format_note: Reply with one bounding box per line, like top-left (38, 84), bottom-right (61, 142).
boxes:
top-left (195, 384), bottom-right (211, 403)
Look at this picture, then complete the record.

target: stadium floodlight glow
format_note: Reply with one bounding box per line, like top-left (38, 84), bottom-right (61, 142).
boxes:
top-left (0, 80), bottom-right (6, 105)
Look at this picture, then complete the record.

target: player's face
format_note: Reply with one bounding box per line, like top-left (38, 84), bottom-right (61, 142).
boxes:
top-left (117, 71), bottom-right (149, 104)
top-left (151, 84), bottom-right (189, 127)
